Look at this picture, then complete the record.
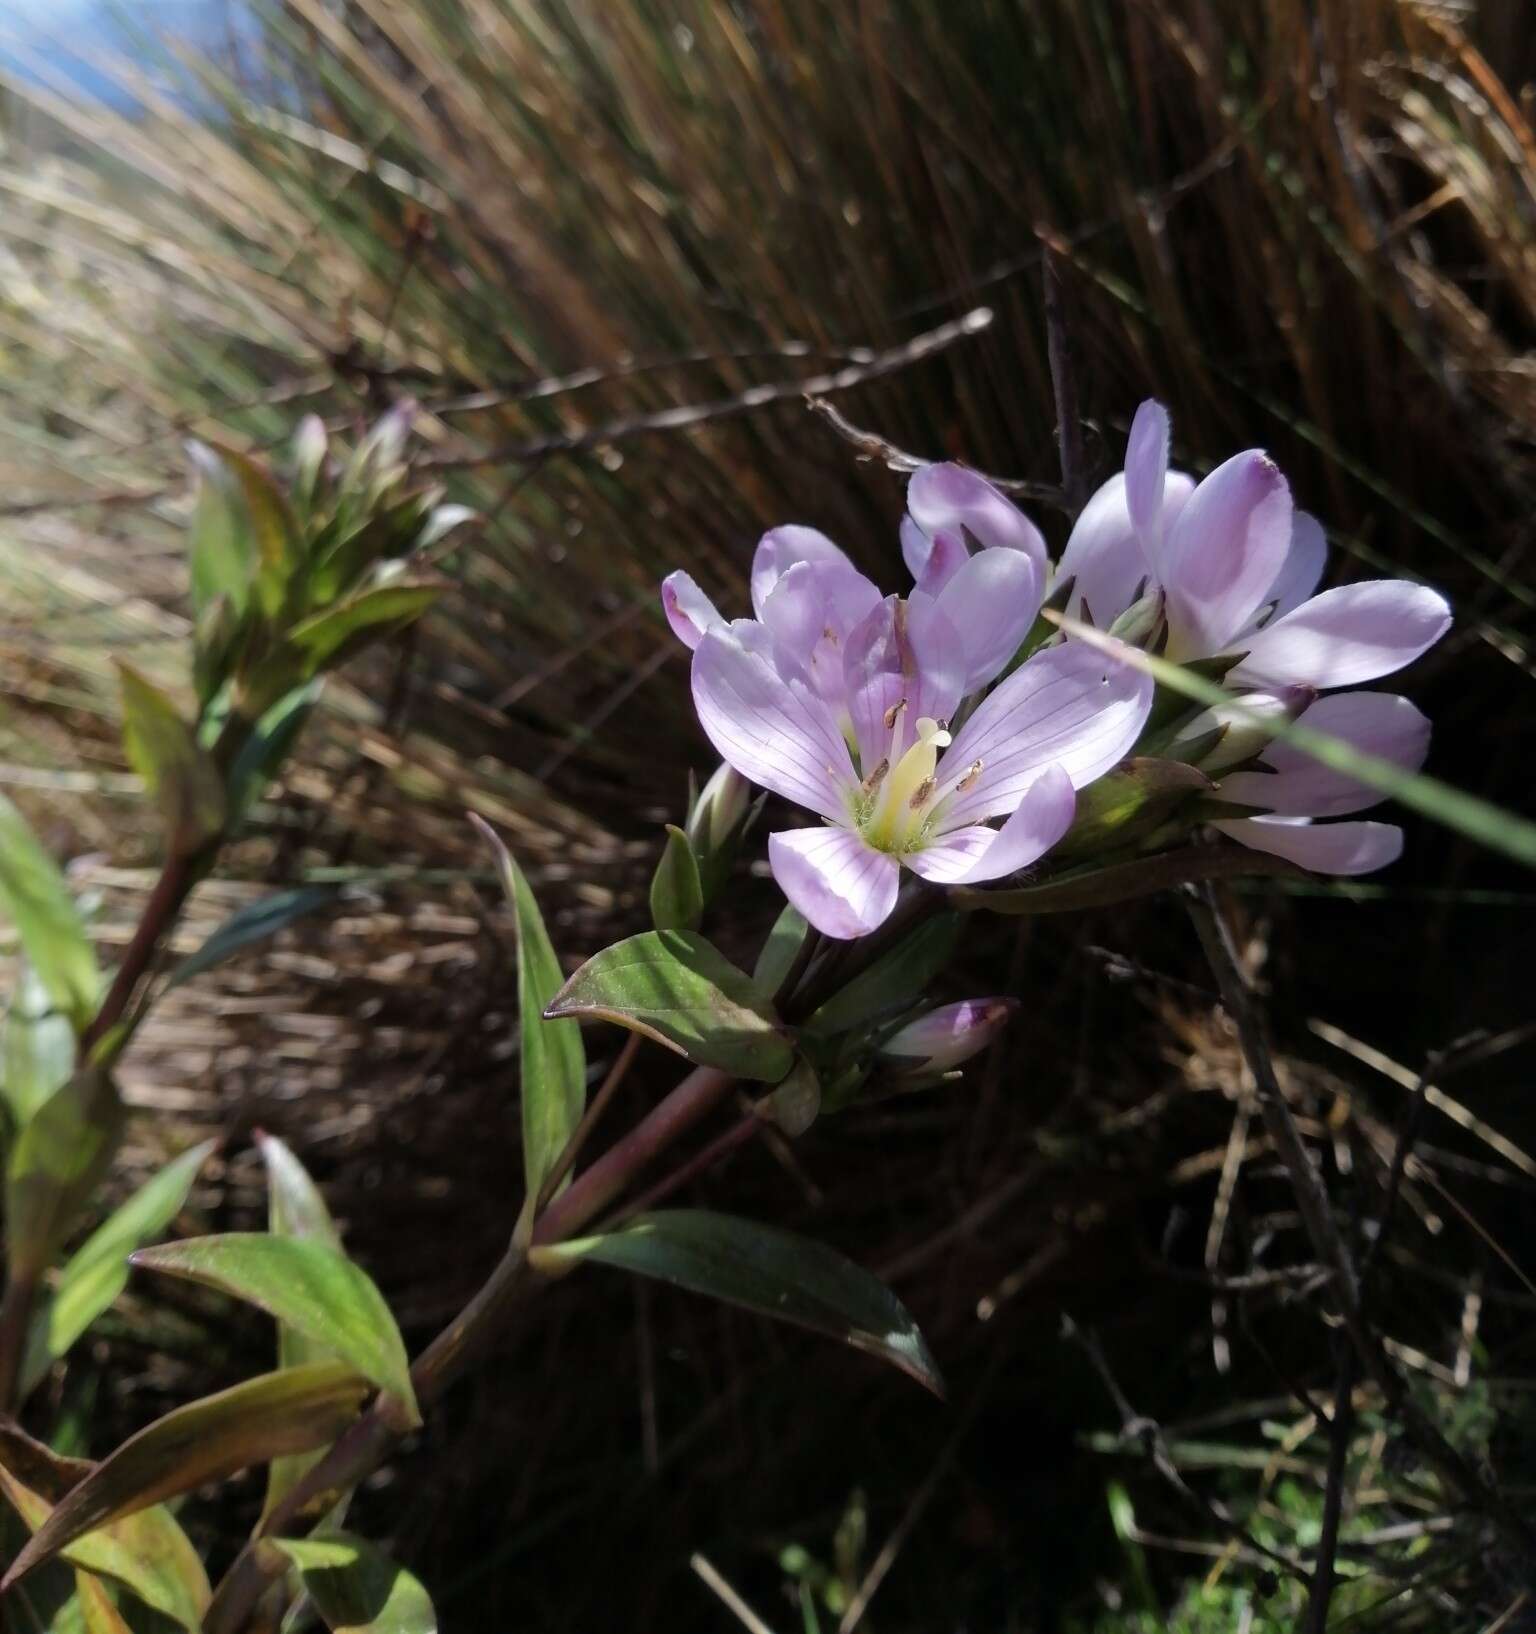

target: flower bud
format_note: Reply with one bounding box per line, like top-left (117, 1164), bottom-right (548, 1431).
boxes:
top-left (687, 762), bottom-right (752, 854)
top-left (879, 997), bottom-right (1019, 1076)
top-left (1106, 588), bottom-right (1165, 648)
top-left (1173, 687), bottom-right (1315, 773)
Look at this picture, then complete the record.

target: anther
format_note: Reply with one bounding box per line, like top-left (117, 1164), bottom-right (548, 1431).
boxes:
top-left (861, 758), bottom-right (889, 793)
top-left (956, 759), bottom-right (983, 792)
top-left (909, 776), bottom-right (936, 810)
top-left (883, 698), bottom-right (908, 731)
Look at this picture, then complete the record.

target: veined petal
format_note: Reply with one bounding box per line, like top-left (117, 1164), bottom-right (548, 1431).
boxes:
top-left (769, 826), bottom-right (900, 939)
top-left (901, 518), bottom-right (971, 595)
top-left (1259, 510), bottom-right (1328, 625)
top-left (846, 595), bottom-right (965, 768)
top-left (934, 545), bottom-right (1044, 693)
top-left (692, 622), bottom-right (856, 822)
top-left (938, 643), bottom-right (1153, 824)
top-left (1162, 450), bottom-right (1292, 657)
top-left (907, 464), bottom-right (1048, 575)
top-left (1212, 815), bottom-right (1403, 876)
top-left (1056, 470), bottom-right (1194, 628)
top-left (909, 764), bottom-right (1076, 883)
top-left (1220, 692), bottom-right (1429, 818)
top-left (760, 560), bottom-right (883, 703)
top-left (661, 570), bottom-right (725, 651)
top-left (751, 525), bottom-right (855, 618)
top-left (1229, 580), bottom-right (1452, 690)
top-left (1124, 399), bottom-right (1170, 543)
top-left (900, 515), bottom-right (933, 585)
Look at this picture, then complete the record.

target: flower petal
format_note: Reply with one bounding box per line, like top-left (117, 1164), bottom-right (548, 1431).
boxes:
top-left (1162, 450), bottom-right (1293, 657)
top-left (933, 544), bottom-right (1044, 693)
top-left (846, 595), bottom-right (966, 768)
top-left (661, 570), bottom-right (725, 651)
top-left (750, 525), bottom-right (855, 618)
top-left (909, 764), bottom-right (1076, 883)
top-left (1056, 470), bottom-right (1194, 628)
top-left (938, 643), bottom-right (1153, 824)
top-left (1228, 580), bottom-right (1452, 690)
top-left (1220, 692), bottom-right (1429, 818)
top-left (1212, 815), bottom-right (1404, 876)
top-left (768, 826), bottom-right (900, 939)
top-left (1124, 399), bottom-right (1170, 542)
top-left (1259, 509), bottom-right (1328, 625)
top-left (691, 622), bottom-right (855, 822)
top-left (760, 560), bottom-right (883, 704)
top-left (907, 464), bottom-right (1048, 575)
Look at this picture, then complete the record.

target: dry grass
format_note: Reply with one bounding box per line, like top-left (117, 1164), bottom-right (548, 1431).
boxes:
top-left (0, 0), bottom-right (1534, 1627)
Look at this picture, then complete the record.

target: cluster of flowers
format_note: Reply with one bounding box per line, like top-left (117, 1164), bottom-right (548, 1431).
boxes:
top-left (662, 401), bottom-right (1451, 945)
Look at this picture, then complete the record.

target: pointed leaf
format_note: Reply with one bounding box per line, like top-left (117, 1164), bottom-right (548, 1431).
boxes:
top-left (164, 886), bottom-right (339, 992)
top-left (536, 1211), bottom-right (941, 1394)
top-left (547, 931), bottom-right (793, 1082)
top-left (130, 1235), bottom-right (417, 1423)
top-left (6, 1068), bottom-right (126, 1282)
top-left (470, 816), bottom-right (585, 1197)
top-left (1051, 757), bottom-right (1213, 861)
top-left (949, 843), bottom-right (1308, 914)
top-left (649, 825), bottom-right (703, 933)
top-left (751, 904), bottom-right (809, 995)
top-left (259, 1133), bottom-right (345, 1519)
top-left (807, 914), bottom-right (961, 1036)
top-left (285, 585), bottom-right (442, 675)
top-left (20, 1140), bottom-right (218, 1395)
top-left (2, 1362), bottom-right (371, 1591)
top-left (0, 1425), bottom-right (210, 1629)
top-left (224, 681), bottom-right (321, 821)
top-left (73, 1570), bottom-right (134, 1634)
top-left (0, 793), bottom-right (100, 1033)
top-left (2, 962), bottom-right (76, 1133)
top-left (116, 664), bottom-right (226, 853)
top-left (267, 1533), bottom-right (437, 1633)
top-left (186, 441), bottom-right (301, 620)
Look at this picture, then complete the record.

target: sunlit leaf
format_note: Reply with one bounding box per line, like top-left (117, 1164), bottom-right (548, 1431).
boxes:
top-left (2, 1362), bottom-right (372, 1591)
top-left (285, 584), bottom-right (442, 674)
top-left (1051, 757), bottom-right (1212, 860)
top-left (116, 663), bottom-right (226, 853)
top-left (0, 1423), bottom-right (210, 1630)
top-left (186, 441), bottom-right (301, 621)
top-left (6, 1068), bottom-right (126, 1283)
top-left (0, 794), bottom-right (100, 1034)
top-left (547, 931), bottom-right (793, 1082)
top-left (751, 904), bottom-right (809, 995)
top-left (470, 816), bottom-right (586, 1198)
top-left (2, 962), bottom-right (76, 1135)
top-left (20, 1140), bottom-right (218, 1396)
top-left (130, 1235), bottom-right (417, 1422)
top-left (535, 1211), bottom-right (941, 1394)
top-left (267, 1532), bottom-right (437, 1633)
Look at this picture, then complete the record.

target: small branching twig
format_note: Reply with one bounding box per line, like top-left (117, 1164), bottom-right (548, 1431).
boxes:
top-left (1043, 248), bottom-right (1089, 518)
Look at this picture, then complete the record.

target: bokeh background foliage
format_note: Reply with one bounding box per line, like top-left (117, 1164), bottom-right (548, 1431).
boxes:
top-left (0, 1), bottom-right (1534, 1628)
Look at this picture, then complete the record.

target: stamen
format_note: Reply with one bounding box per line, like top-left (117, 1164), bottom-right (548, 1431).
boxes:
top-left (861, 757), bottom-right (889, 794)
top-left (883, 697), bottom-right (908, 732)
top-left (956, 758), bottom-right (983, 792)
top-left (909, 775), bottom-right (936, 810)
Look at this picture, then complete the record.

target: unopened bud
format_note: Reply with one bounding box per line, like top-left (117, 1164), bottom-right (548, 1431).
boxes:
top-left (686, 762), bottom-right (752, 854)
top-left (879, 997), bottom-right (1019, 1075)
top-left (1106, 588), bottom-right (1165, 648)
top-left (1174, 687), bottom-right (1314, 773)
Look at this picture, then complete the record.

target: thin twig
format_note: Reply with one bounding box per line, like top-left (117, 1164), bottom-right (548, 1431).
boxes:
top-left (420, 308), bottom-right (996, 471)
top-left (1306, 1340), bottom-right (1358, 1634)
top-left (1042, 248), bottom-right (1088, 517)
top-left (689, 1554), bottom-right (779, 1634)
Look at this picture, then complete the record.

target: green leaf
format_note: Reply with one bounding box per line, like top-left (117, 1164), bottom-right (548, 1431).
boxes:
top-left (950, 843), bottom-right (1307, 914)
top-left (285, 584), bottom-right (443, 675)
top-left (751, 904), bottom-right (809, 995)
top-left (186, 441), bottom-right (301, 621)
top-left (20, 1140), bottom-right (218, 1397)
top-left (1051, 757), bottom-right (1213, 860)
top-left (537, 1211), bottom-right (942, 1395)
top-left (760, 1057), bottom-right (820, 1137)
top-left (1, 1363), bottom-right (372, 1593)
top-left (1058, 614), bottom-right (1536, 872)
top-left (807, 914), bottom-right (961, 1036)
top-left (548, 931), bottom-right (794, 1082)
top-left (6, 1068), bottom-right (126, 1283)
top-left (130, 1235), bottom-right (418, 1423)
top-left (649, 825), bottom-right (703, 933)
top-left (116, 664), bottom-right (226, 853)
top-left (0, 1423), bottom-right (210, 1630)
top-left (224, 681), bottom-right (321, 821)
top-left (267, 1533), bottom-right (437, 1633)
top-left (0, 793), bottom-right (101, 1034)
top-left (2, 962), bottom-right (76, 1134)
top-left (470, 816), bottom-right (586, 1198)
top-left (164, 885), bottom-right (339, 992)
top-left (258, 1133), bottom-right (345, 1521)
